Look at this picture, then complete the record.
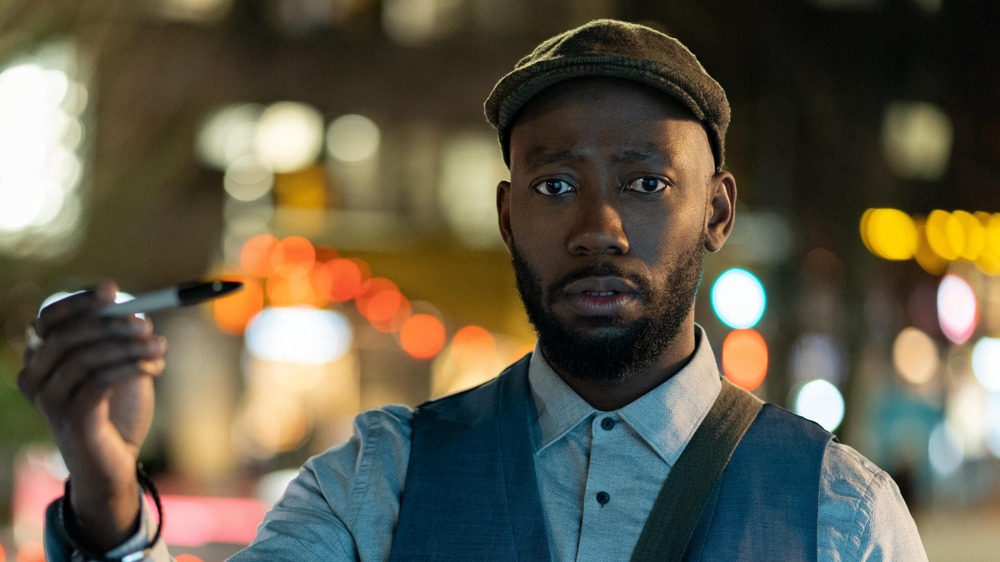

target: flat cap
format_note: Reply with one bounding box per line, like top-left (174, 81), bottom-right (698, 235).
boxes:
top-left (485, 19), bottom-right (730, 171)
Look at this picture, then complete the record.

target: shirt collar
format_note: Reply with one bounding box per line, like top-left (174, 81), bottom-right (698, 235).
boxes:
top-left (528, 325), bottom-right (723, 467)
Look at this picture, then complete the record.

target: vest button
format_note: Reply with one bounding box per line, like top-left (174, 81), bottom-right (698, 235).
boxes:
top-left (596, 491), bottom-right (610, 506)
top-left (600, 417), bottom-right (616, 430)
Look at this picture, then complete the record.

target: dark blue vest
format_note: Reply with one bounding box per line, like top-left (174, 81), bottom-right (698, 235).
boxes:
top-left (389, 355), bottom-right (832, 561)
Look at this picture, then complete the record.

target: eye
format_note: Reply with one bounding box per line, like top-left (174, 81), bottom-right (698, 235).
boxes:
top-left (624, 177), bottom-right (667, 194)
top-left (533, 179), bottom-right (576, 196)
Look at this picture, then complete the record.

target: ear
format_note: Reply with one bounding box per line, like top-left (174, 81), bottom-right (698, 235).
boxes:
top-left (497, 180), bottom-right (514, 255)
top-left (704, 171), bottom-right (736, 252)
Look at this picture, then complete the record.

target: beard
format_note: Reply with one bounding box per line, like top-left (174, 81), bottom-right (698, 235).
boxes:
top-left (510, 238), bottom-right (705, 385)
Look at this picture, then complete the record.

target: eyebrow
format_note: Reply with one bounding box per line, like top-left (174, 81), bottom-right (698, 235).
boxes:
top-left (613, 145), bottom-right (670, 165)
top-left (524, 149), bottom-right (583, 171)
top-left (523, 145), bottom-right (671, 171)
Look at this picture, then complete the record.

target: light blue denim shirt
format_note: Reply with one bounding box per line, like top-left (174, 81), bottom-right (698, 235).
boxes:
top-left (53, 327), bottom-right (927, 561)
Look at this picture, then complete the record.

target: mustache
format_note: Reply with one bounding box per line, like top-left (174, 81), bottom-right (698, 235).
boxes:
top-left (549, 261), bottom-right (650, 295)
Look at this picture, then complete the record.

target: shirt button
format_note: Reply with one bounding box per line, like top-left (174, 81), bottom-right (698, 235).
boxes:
top-left (596, 491), bottom-right (610, 506)
top-left (600, 417), bottom-right (616, 431)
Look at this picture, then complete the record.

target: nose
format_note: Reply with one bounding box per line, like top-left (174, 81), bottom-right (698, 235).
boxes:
top-left (567, 194), bottom-right (629, 256)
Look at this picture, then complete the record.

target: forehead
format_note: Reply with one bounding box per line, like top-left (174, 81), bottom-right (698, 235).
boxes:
top-left (508, 77), bottom-right (713, 170)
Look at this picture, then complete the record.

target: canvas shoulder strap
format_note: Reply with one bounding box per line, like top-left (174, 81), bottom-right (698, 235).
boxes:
top-left (630, 378), bottom-right (763, 562)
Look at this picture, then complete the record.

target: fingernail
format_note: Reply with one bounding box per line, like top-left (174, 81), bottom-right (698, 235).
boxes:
top-left (157, 335), bottom-right (168, 354)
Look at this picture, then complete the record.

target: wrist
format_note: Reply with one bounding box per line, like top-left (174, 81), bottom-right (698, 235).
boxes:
top-left (59, 464), bottom-right (164, 561)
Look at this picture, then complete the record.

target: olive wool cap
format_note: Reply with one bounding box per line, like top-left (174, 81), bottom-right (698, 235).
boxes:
top-left (484, 19), bottom-right (731, 171)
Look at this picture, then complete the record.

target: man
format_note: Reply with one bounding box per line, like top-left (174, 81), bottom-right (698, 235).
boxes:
top-left (20, 19), bottom-right (926, 561)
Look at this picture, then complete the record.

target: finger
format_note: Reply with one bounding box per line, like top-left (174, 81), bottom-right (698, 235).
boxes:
top-left (32, 336), bottom-right (166, 415)
top-left (69, 358), bottom-right (164, 423)
top-left (18, 314), bottom-right (154, 399)
top-left (34, 281), bottom-right (118, 338)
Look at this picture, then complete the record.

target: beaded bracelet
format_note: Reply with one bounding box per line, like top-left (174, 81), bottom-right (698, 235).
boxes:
top-left (57, 464), bottom-right (164, 562)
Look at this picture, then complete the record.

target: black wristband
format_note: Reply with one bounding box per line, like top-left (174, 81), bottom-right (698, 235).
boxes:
top-left (58, 463), bottom-right (164, 562)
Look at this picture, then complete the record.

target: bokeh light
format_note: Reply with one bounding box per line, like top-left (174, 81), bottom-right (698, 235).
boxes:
top-left (451, 325), bottom-right (497, 369)
top-left (925, 210), bottom-right (961, 261)
top-left (792, 379), bottom-right (845, 432)
top-left (0, 41), bottom-right (87, 257)
top-left (711, 268), bottom-right (766, 329)
top-left (892, 327), bottom-right (939, 385)
top-left (860, 208), bottom-right (918, 260)
top-left (213, 277), bottom-right (264, 335)
top-left (971, 337), bottom-right (1000, 392)
top-left (439, 132), bottom-right (509, 248)
top-left (326, 114), bottom-right (381, 162)
top-left (224, 155), bottom-right (274, 202)
top-left (937, 274), bottom-right (978, 344)
top-left (721, 329), bottom-right (768, 391)
top-left (400, 314), bottom-right (447, 359)
top-left (929, 420), bottom-right (964, 476)
top-left (326, 258), bottom-right (366, 302)
top-left (195, 103), bottom-right (263, 170)
top-left (245, 307), bottom-right (352, 364)
top-left (266, 271), bottom-right (316, 307)
top-left (274, 236), bottom-right (316, 278)
top-left (240, 234), bottom-right (282, 278)
top-left (954, 210), bottom-right (986, 260)
top-left (881, 101), bottom-right (953, 181)
top-left (365, 288), bottom-right (411, 333)
top-left (254, 101), bottom-right (324, 173)
top-left (978, 213), bottom-right (1000, 274)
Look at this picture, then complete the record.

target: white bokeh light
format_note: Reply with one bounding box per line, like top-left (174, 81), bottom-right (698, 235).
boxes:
top-left (0, 41), bottom-right (87, 257)
top-left (711, 268), bottom-right (767, 329)
top-left (196, 103), bottom-right (264, 170)
top-left (245, 307), bottom-right (352, 365)
top-left (792, 379), bottom-right (845, 432)
top-left (972, 337), bottom-right (1000, 392)
top-left (326, 114), bottom-right (381, 162)
top-left (254, 102), bottom-right (324, 173)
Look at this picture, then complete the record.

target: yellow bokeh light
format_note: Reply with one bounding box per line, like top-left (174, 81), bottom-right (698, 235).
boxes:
top-left (864, 208), bottom-right (917, 260)
top-left (913, 219), bottom-right (948, 275)
top-left (925, 210), bottom-right (959, 261)
top-left (977, 213), bottom-right (1000, 275)
top-left (953, 210), bottom-right (983, 260)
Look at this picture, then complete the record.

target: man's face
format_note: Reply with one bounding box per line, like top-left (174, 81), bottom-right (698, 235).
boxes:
top-left (497, 77), bottom-right (736, 383)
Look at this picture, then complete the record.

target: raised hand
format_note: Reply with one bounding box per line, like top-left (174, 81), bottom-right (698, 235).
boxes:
top-left (17, 281), bottom-right (167, 550)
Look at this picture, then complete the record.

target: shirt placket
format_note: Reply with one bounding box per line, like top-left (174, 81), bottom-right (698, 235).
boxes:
top-left (576, 412), bottom-right (625, 561)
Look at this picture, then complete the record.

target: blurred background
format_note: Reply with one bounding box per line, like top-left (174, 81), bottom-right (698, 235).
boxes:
top-left (0, 0), bottom-right (998, 560)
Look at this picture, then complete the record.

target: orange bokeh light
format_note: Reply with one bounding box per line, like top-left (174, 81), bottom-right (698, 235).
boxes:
top-left (400, 314), bottom-right (447, 359)
top-left (239, 234), bottom-right (282, 278)
top-left (266, 271), bottom-right (316, 307)
top-left (275, 236), bottom-right (316, 278)
top-left (326, 258), bottom-right (365, 302)
top-left (366, 289), bottom-right (412, 333)
top-left (451, 325), bottom-right (496, 367)
top-left (213, 276), bottom-right (264, 335)
top-left (721, 329), bottom-right (769, 391)
top-left (308, 262), bottom-right (333, 307)
top-left (356, 278), bottom-right (398, 316)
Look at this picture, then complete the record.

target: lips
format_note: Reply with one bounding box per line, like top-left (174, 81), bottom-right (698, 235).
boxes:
top-left (562, 276), bottom-right (638, 296)
top-left (559, 276), bottom-right (641, 316)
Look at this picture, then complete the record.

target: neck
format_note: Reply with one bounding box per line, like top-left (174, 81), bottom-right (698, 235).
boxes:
top-left (551, 324), bottom-right (698, 411)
